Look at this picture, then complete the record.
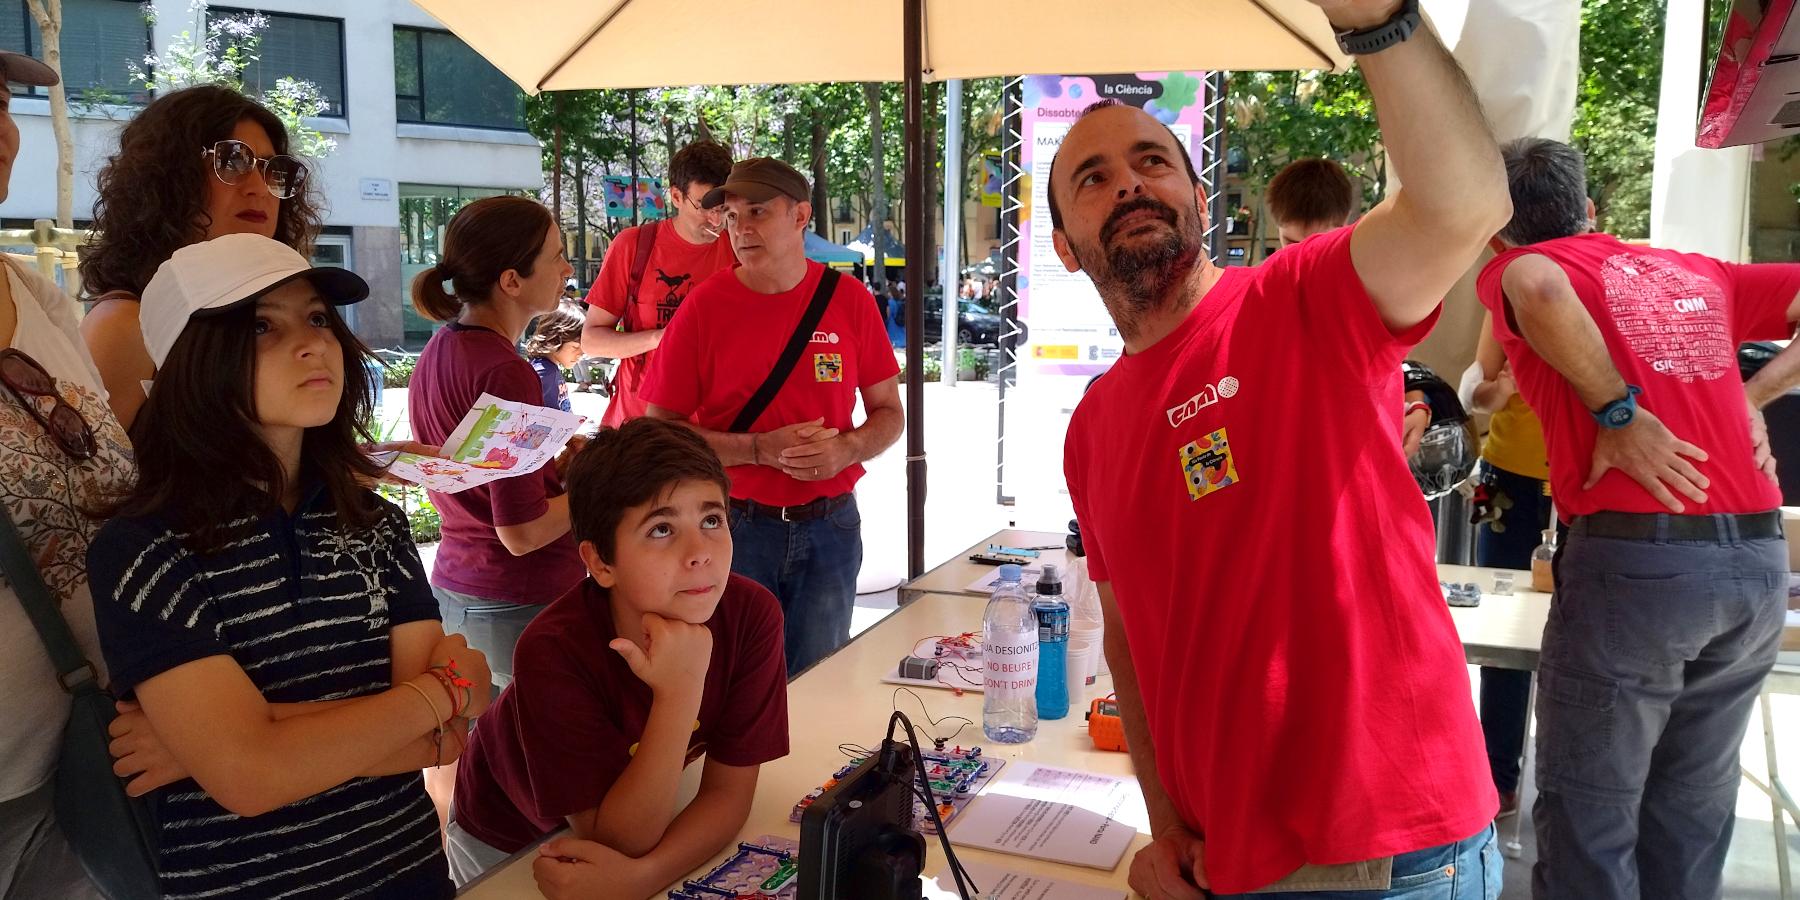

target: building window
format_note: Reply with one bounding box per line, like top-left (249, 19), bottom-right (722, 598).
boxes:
top-left (0, 0), bottom-right (149, 102)
top-left (210, 8), bottom-right (346, 117)
top-left (393, 26), bottom-right (524, 131)
top-left (398, 184), bottom-right (520, 347)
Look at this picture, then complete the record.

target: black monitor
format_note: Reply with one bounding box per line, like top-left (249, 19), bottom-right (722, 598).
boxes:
top-left (798, 740), bottom-right (927, 900)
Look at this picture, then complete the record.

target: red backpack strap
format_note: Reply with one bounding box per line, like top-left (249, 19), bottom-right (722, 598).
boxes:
top-left (620, 221), bottom-right (658, 334)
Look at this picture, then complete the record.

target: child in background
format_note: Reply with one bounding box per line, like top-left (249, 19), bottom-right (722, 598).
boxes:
top-left (446, 418), bottom-right (789, 893)
top-left (526, 303), bottom-right (586, 412)
top-left (88, 234), bottom-right (493, 900)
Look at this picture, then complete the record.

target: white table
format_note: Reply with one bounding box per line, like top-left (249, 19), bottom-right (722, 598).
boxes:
top-left (898, 530), bottom-right (1072, 605)
top-left (458, 592), bottom-right (1145, 899)
top-left (899, 532), bottom-right (1552, 859)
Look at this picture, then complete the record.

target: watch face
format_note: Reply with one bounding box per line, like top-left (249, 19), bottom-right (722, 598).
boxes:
top-left (1605, 406), bottom-right (1633, 427)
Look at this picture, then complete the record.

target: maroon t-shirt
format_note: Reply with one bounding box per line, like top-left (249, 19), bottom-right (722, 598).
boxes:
top-left (452, 574), bottom-right (790, 852)
top-left (408, 322), bottom-right (585, 604)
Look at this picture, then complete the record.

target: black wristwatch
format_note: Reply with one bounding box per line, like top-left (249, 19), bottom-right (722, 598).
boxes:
top-left (1333, 0), bottom-right (1422, 56)
top-left (1591, 385), bottom-right (1642, 430)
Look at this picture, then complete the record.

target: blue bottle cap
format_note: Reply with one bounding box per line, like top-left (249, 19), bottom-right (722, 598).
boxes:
top-left (997, 564), bottom-right (1023, 583)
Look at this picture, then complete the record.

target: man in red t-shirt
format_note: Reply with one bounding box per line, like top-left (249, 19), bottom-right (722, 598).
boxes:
top-left (1053, 5), bottom-right (1509, 896)
top-left (582, 141), bottom-right (737, 427)
top-left (644, 157), bottom-right (902, 676)
top-left (1476, 137), bottom-right (1800, 900)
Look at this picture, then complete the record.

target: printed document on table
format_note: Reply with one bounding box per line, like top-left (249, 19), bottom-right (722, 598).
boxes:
top-left (947, 762), bottom-right (1147, 870)
top-left (922, 862), bottom-right (1126, 900)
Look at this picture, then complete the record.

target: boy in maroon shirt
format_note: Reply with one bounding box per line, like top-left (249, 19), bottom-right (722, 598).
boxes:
top-left (445, 419), bottom-right (789, 892)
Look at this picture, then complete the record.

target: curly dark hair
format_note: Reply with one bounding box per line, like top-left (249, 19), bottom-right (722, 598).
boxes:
top-left (80, 85), bottom-right (324, 298)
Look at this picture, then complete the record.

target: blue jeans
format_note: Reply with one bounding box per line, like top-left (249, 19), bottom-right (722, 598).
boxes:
top-left (729, 495), bottom-right (862, 677)
top-left (1474, 462), bottom-right (1552, 795)
top-left (432, 586), bottom-right (548, 691)
top-left (1532, 515), bottom-right (1786, 900)
top-left (1213, 825), bottom-right (1501, 899)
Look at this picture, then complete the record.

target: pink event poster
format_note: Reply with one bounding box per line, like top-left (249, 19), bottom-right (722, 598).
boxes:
top-left (1017, 73), bottom-right (1210, 379)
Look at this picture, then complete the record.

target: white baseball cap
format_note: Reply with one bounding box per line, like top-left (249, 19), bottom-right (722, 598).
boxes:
top-left (140, 233), bottom-right (368, 369)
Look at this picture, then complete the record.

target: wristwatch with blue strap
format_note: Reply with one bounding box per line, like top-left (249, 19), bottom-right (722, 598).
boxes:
top-left (1592, 385), bottom-right (1641, 429)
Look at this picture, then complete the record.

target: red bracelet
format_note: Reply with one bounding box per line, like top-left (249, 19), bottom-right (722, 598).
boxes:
top-left (424, 669), bottom-right (465, 718)
top-left (428, 659), bottom-right (479, 717)
top-left (1404, 401), bottom-right (1431, 418)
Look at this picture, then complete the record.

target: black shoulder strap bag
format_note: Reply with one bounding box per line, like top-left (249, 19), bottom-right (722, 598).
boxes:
top-left (0, 505), bottom-right (161, 900)
top-left (729, 269), bottom-right (840, 433)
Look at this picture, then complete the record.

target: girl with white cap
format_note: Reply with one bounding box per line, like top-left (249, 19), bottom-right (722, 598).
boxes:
top-left (86, 234), bottom-right (492, 900)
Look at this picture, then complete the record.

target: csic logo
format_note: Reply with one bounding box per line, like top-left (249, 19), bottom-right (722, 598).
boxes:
top-left (810, 331), bottom-right (841, 345)
top-left (1165, 376), bottom-right (1240, 427)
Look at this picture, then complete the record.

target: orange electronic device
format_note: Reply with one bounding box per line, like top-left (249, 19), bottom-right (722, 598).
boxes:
top-left (1086, 695), bottom-right (1126, 752)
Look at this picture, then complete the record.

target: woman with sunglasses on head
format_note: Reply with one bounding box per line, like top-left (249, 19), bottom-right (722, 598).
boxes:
top-left (0, 51), bottom-right (132, 898)
top-left (80, 84), bottom-right (319, 431)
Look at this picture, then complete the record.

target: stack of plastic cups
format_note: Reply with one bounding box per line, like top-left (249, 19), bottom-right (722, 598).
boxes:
top-left (1066, 556), bottom-right (1105, 698)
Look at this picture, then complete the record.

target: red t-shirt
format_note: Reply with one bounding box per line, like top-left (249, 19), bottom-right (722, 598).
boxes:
top-left (1477, 233), bottom-right (1799, 519)
top-left (642, 261), bottom-right (900, 507)
top-left (1063, 226), bottom-right (1495, 894)
top-left (408, 322), bottom-right (585, 604)
top-left (585, 223), bottom-right (737, 427)
top-left (451, 574), bottom-right (790, 852)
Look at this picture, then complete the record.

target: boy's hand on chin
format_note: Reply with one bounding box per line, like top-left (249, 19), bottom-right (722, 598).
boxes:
top-left (610, 613), bottom-right (712, 699)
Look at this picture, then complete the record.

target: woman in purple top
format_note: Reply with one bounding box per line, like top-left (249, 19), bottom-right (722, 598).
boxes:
top-left (409, 196), bottom-right (584, 684)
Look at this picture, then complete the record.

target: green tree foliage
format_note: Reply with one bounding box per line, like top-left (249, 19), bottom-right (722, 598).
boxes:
top-left (1227, 69), bottom-right (1385, 211)
top-left (521, 78), bottom-right (1006, 280)
top-left (135, 1), bottom-right (337, 158)
top-left (1573, 0), bottom-right (1664, 239)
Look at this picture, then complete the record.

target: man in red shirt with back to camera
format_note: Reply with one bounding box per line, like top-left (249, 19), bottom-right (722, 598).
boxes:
top-left (1478, 137), bottom-right (1800, 900)
top-left (582, 141), bottom-right (736, 427)
top-left (1054, 2), bottom-right (1510, 897)
top-left (644, 158), bottom-right (902, 676)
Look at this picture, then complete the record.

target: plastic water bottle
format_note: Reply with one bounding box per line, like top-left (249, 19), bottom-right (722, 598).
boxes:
top-left (983, 565), bottom-right (1038, 743)
top-left (1033, 565), bottom-right (1070, 720)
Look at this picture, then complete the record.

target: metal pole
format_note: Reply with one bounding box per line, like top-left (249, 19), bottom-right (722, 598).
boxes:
top-left (995, 77), bottom-right (1022, 506)
top-left (939, 79), bottom-right (963, 387)
top-left (630, 89), bottom-right (640, 226)
top-left (903, 0), bottom-right (926, 578)
top-left (1204, 72), bottom-right (1229, 264)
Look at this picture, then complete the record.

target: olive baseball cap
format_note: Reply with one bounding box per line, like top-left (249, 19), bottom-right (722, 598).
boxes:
top-left (700, 157), bottom-right (810, 209)
top-left (0, 50), bottom-right (58, 88)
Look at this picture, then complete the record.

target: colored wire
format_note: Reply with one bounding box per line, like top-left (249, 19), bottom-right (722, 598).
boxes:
top-left (892, 687), bottom-right (973, 746)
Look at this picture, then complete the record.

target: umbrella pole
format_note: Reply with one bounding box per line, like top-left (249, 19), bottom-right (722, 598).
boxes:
top-left (903, 0), bottom-right (926, 579)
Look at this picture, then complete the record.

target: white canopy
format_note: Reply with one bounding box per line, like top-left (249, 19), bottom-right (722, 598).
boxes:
top-left (410, 0), bottom-right (1349, 93)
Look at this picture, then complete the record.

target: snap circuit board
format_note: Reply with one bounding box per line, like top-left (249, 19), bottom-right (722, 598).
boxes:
top-left (788, 745), bottom-right (1002, 834)
top-left (667, 836), bottom-right (799, 900)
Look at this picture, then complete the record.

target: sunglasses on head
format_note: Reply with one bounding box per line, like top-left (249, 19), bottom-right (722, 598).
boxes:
top-left (0, 349), bottom-right (96, 461)
top-left (201, 139), bottom-right (308, 200)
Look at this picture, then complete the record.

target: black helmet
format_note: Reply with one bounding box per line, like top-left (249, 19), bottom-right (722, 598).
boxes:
top-left (1402, 361), bottom-right (1477, 499)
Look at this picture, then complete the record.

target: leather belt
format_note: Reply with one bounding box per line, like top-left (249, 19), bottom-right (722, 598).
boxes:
top-left (729, 493), bottom-right (852, 524)
top-left (1575, 510), bottom-right (1783, 542)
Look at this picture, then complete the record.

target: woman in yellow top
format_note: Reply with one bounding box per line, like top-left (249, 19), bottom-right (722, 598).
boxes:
top-left (1470, 310), bottom-right (1552, 820)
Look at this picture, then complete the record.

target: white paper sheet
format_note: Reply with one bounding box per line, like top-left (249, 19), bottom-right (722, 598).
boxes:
top-left (922, 862), bottom-right (1126, 900)
top-left (377, 393), bottom-right (584, 493)
top-left (947, 762), bottom-right (1147, 871)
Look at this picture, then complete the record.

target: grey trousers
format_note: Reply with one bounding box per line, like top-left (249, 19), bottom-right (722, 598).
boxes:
top-left (1532, 514), bottom-right (1787, 900)
top-left (0, 781), bottom-right (103, 900)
